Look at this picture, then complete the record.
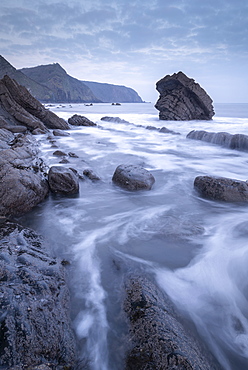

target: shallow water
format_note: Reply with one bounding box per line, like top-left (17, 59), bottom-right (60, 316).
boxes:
top-left (20, 102), bottom-right (248, 369)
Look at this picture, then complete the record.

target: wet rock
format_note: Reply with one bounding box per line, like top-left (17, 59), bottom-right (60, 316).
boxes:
top-left (112, 164), bottom-right (155, 191)
top-left (124, 275), bottom-right (219, 370)
top-left (0, 221), bottom-right (76, 368)
top-left (0, 75), bottom-right (69, 131)
top-left (187, 130), bottom-right (248, 152)
top-left (48, 166), bottom-right (79, 194)
top-left (194, 176), bottom-right (248, 202)
top-left (0, 128), bottom-right (15, 149)
top-left (145, 125), bottom-right (180, 135)
top-left (53, 150), bottom-right (67, 157)
top-left (68, 152), bottom-right (79, 158)
top-left (0, 134), bottom-right (49, 217)
top-left (155, 71), bottom-right (215, 121)
top-left (32, 128), bottom-right (47, 135)
top-left (68, 114), bottom-right (96, 126)
top-left (53, 129), bottom-right (70, 137)
top-left (83, 168), bottom-right (101, 181)
top-left (101, 116), bottom-right (130, 124)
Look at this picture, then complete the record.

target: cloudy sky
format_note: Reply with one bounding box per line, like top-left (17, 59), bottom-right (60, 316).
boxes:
top-left (1, 0), bottom-right (247, 103)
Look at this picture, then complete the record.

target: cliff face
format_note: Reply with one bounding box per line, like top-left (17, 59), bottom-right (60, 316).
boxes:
top-left (82, 81), bottom-right (143, 103)
top-left (0, 55), bottom-right (54, 102)
top-left (20, 63), bottom-right (101, 103)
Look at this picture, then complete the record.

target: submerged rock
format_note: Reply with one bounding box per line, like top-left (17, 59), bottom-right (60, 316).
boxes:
top-left (0, 134), bottom-right (49, 217)
top-left (0, 221), bottom-right (76, 368)
top-left (187, 130), bottom-right (248, 152)
top-left (68, 114), bottom-right (96, 126)
top-left (124, 276), bottom-right (219, 369)
top-left (101, 116), bottom-right (131, 124)
top-left (112, 164), bottom-right (155, 191)
top-left (194, 175), bottom-right (248, 202)
top-left (48, 166), bottom-right (79, 194)
top-left (83, 168), bottom-right (101, 181)
top-left (155, 71), bottom-right (214, 121)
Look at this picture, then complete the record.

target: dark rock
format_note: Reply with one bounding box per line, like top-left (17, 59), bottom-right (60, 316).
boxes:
top-left (0, 220), bottom-right (76, 368)
top-left (32, 128), bottom-right (47, 135)
top-left (48, 166), bottom-right (79, 194)
top-left (59, 158), bottom-right (70, 164)
top-left (53, 150), bottom-right (67, 157)
top-left (0, 134), bottom-right (49, 217)
top-left (0, 75), bottom-right (69, 130)
top-left (187, 130), bottom-right (248, 152)
top-left (124, 276), bottom-right (219, 370)
top-left (101, 116), bottom-right (130, 124)
top-left (83, 169), bottom-right (101, 181)
top-left (0, 128), bottom-right (15, 149)
top-left (146, 125), bottom-right (157, 130)
top-left (159, 126), bottom-right (180, 135)
top-left (3, 125), bottom-right (28, 134)
top-left (68, 152), bottom-right (79, 158)
top-left (194, 176), bottom-right (248, 202)
top-left (53, 129), bottom-right (70, 137)
top-left (112, 164), bottom-right (155, 191)
top-left (155, 71), bottom-right (215, 121)
top-left (68, 114), bottom-right (96, 127)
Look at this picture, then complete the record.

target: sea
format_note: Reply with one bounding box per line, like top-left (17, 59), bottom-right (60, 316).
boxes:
top-left (19, 102), bottom-right (248, 370)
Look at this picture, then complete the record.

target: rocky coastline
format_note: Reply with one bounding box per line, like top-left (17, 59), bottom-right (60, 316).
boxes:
top-left (1, 74), bottom-right (241, 369)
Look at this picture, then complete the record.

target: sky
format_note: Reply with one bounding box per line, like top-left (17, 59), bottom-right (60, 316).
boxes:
top-left (0, 0), bottom-right (247, 103)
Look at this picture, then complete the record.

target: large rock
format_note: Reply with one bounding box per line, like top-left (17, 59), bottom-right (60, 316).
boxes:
top-left (194, 176), bottom-right (248, 202)
top-left (187, 130), bottom-right (248, 152)
top-left (155, 71), bottom-right (215, 121)
top-left (0, 75), bottom-right (69, 132)
top-left (124, 276), bottom-right (219, 369)
top-left (112, 164), bottom-right (155, 191)
top-left (0, 134), bottom-right (49, 217)
top-left (48, 166), bottom-right (79, 194)
top-left (68, 114), bottom-right (96, 126)
top-left (0, 220), bottom-right (76, 368)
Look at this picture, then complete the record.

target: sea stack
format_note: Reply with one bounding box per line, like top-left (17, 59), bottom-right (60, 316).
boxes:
top-left (155, 71), bottom-right (215, 120)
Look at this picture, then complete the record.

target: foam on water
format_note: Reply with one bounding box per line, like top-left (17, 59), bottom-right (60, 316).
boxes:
top-left (27, 102), bottom-right (248, 369)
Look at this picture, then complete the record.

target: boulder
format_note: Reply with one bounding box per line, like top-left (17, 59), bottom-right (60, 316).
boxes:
top-left (0, 220), bottom-right (76, 368)
top-left (100, 116), bottom-right (130, 124)
top-left (48, 166), bottom-right (79, 194)
top-left (124, 276), bottom-right (219, 369)
top-left (68, 114), bottom-right (96, 126)
top-left (112, 164), bottom-right (155, 191)
top-left (0, 134), bottom-right (49, 217)
top-left (146, 125), bottom-right (180, 135)
top-left (0, 75), bottom-right (69, 131)
top-left (187, 130), bottom-right (248, 152)
top-left (155, 71), bottom-right (215, 120)
top-left (194, 176), bottom-right (248, 202)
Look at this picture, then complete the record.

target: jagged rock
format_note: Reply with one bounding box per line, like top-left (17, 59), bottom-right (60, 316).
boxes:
top-left (112, 164), bottom-right (155, 191)
top-left (52, 129), bottom-right (70, 137)
top-left (124, 276), bottom-right (219, 369)
top-left (0, 134), bottom-right (49, 217)
top-left (187, 130), bottom-right (248, 152)
top-left (0, 75), bottom-right (69, 131)
top-left (68, 114), bottom-right (96, 127)
top-left (48, 166), bottom-right (79, 194)
top-left (0, 220), bottom-right (77, 368)
top-left (155, 71), bottom-right (215, 121)
top-left (83, 169), bottom-right (101, 181)
top-left (194, 176), bottom-right (248, 202)
top-left (146, 125), bottom-right (180, 135)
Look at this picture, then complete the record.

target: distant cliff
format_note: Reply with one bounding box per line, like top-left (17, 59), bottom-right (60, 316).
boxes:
top-left (82, 81), bottom-right (143, 103)
top-left (0, 55), bottom-right (54, 102)
top-left (20, 63), bottom-right (101, 103)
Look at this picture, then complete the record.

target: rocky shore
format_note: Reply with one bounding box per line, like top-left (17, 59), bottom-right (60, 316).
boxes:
top-left (0, 74), bottom-right (238, 369)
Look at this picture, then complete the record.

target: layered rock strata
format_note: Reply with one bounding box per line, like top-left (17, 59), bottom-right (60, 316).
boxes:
top-left (155, 71), bottom-right (214, 120)
top-left (124, 276), bottom-right (220, 369)
top-left (187, 130), bottom-right (248, 152)
top-left (0, 75), bottom-right (69, 132)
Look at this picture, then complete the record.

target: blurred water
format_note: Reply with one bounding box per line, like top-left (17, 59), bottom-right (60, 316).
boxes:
top-left (20, 103), bottom-right (248, 369)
